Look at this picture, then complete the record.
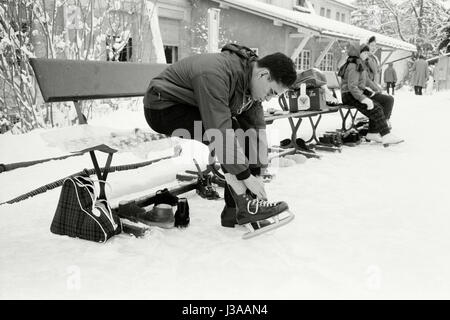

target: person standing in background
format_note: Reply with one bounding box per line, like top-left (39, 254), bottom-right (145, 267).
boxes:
top-left (411, 55), bottom-right (429, 95)
top-left (383, 63), bottom-right (397, 95)
top-left (425, 65), bottom-right (435, 95)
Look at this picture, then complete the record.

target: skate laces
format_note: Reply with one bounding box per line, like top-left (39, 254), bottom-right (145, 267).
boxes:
top-left (247, 198), bottom-right (276, 215)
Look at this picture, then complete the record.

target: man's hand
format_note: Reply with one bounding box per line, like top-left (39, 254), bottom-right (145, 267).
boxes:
top-left (361, 97), bottom-right (374, 110)
top-left (243, 174), bottom-right (267, 200)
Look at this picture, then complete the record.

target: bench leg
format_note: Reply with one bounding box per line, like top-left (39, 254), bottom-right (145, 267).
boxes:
top-left (288, 117), bottom-right (303, 144)
top-left (339, 107), bottom-right (359, 131)
top-left (306, 114), bottom-right (322, 144)
top-left (285, 117), bottom-right (321, 159)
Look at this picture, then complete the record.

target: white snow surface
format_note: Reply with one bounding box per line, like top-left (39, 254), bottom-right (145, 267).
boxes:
top-left (1, 89), bottom-right (450, 299)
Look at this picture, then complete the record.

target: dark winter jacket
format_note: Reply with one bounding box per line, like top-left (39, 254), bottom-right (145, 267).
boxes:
top-left (338, 45), bottom-right (380, 102)
top-left (143, 44), bottom-right (267, 179)
top-left (411, 58), bottom-right (429, 87)
top-left (383, 66), bottom-right (397, 83)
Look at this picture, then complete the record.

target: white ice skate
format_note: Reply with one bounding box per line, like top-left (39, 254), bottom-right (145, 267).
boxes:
top-left (382, 133), bottom-right (404, 147)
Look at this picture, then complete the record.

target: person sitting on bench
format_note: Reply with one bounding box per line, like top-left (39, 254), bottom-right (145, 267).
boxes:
top-left (338, 44), bottom-right (404, 146)
top-left (143, 43), bottom-right (297, 230)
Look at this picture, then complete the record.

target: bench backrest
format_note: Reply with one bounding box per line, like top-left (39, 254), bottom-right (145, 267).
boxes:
top-left (322, 71), bottom-right (341, 90)
top-left (30, 58), bottom-right (168, 103)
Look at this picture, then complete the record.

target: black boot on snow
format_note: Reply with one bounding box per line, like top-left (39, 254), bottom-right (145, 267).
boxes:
top-left (175, 198), bottom-right (190, 228)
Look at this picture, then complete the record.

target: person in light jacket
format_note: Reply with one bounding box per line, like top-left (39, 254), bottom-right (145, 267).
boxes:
top-left (339, 44), bottom-right (403, 146)
top-left (411, 55), bottom-right (429, 95)
top-left (383, 63), bottom-right (398, 95)
top-left (365, 36), bottom-right (382, 87)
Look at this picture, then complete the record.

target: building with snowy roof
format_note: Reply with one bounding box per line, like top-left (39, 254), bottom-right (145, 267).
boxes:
top-left (24, 0), bottom-right (416, 81)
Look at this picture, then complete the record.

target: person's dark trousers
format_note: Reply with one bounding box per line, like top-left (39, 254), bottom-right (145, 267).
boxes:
top-left (342, 92), bottom-right (390, 136)
top-left (144, 103), bottom-right (260, 213)
top-left (386, 82), bottom-right (395, 95)
top-left (414, 86), bottom-right (423, 95)
top-left (371, 92), bottom-right (394, 120)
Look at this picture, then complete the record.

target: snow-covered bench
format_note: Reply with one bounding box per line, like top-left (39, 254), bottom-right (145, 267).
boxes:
top-left (29, 58), bottom-right (176, 201)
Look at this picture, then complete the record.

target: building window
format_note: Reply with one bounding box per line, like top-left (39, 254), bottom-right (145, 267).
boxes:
top-left (336, 12), bottom-right (340, 21)
top-left (295, 50), bottom-right (311, 71)
top-left (320, 7), bottom-right (325, 16)
top-left (341, 13), bottom-right (346, 22)
top-left (296, 0), bottom-right (306, 6)
top-left (326, 9), bottom-right (331, 18)
top-left (164, 45), bottom-right (178, 64)
top-left (319, 53), bottom-right (334, 71)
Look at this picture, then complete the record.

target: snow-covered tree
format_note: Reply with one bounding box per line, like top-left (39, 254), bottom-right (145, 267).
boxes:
top-left (0, 0), bottom-right (159, 133)
top-left (351, 0), bottom-right (450, 56)
top-left (437, 22), bottom-right (450, 53)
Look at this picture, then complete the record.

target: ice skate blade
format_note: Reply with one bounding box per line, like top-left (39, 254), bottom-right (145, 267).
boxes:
top-left (383, 140), bottom-right (404, 148)
top-left (242, 210), bottom-right (295, 240)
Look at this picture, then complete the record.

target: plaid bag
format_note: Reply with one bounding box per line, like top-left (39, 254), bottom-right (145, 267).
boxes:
top-left (50, 175), bottom-right (122, 243)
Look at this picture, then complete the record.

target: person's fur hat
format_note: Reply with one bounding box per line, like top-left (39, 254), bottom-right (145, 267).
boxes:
top-left (360, 44), bottom-right (370, 53)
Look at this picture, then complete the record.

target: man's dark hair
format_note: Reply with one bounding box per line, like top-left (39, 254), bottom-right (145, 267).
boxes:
top-left (257, 52), bottom-right (297, 87)
top-left (368, 36), bottom-right (376, 44)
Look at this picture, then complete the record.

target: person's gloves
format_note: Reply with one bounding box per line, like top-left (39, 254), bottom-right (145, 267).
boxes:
top-left (243, 174), bottom-right (267, 200)
top-left (361, 97), bottom-right (374, 110)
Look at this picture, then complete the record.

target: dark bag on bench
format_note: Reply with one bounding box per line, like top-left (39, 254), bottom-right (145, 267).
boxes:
top-left (295, 68), bottom-right (327, 89)
top-left (50, 175), bottom-right (122, 243)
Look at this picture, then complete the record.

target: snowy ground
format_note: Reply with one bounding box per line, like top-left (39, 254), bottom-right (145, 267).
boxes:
top-left (1, 89), bottom-right (450, 300)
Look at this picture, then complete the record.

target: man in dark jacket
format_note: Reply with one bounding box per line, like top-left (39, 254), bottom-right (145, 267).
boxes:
top-left (143, 44), bottom-right (297, 229)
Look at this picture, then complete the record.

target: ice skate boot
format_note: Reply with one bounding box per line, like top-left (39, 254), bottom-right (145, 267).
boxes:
top-left (365, 133), bottom-right (382, 143)
top-left (221, 206), bottom-right (238, 228)
top-left (234, 192), bottom-right (294, 239)
top-left (382, 133), bottom-right (404, 147)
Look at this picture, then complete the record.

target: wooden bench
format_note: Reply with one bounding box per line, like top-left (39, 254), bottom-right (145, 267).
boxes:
top-left (322, 71), bottom-right (360, 131)
top-left (266, 98), bottom-right (341, 156)
top-left (30, 58), bottom-right (170, 199)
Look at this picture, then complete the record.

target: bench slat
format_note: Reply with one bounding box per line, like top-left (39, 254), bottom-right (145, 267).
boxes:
top-left (30, 58), bottom-right (168, 103)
